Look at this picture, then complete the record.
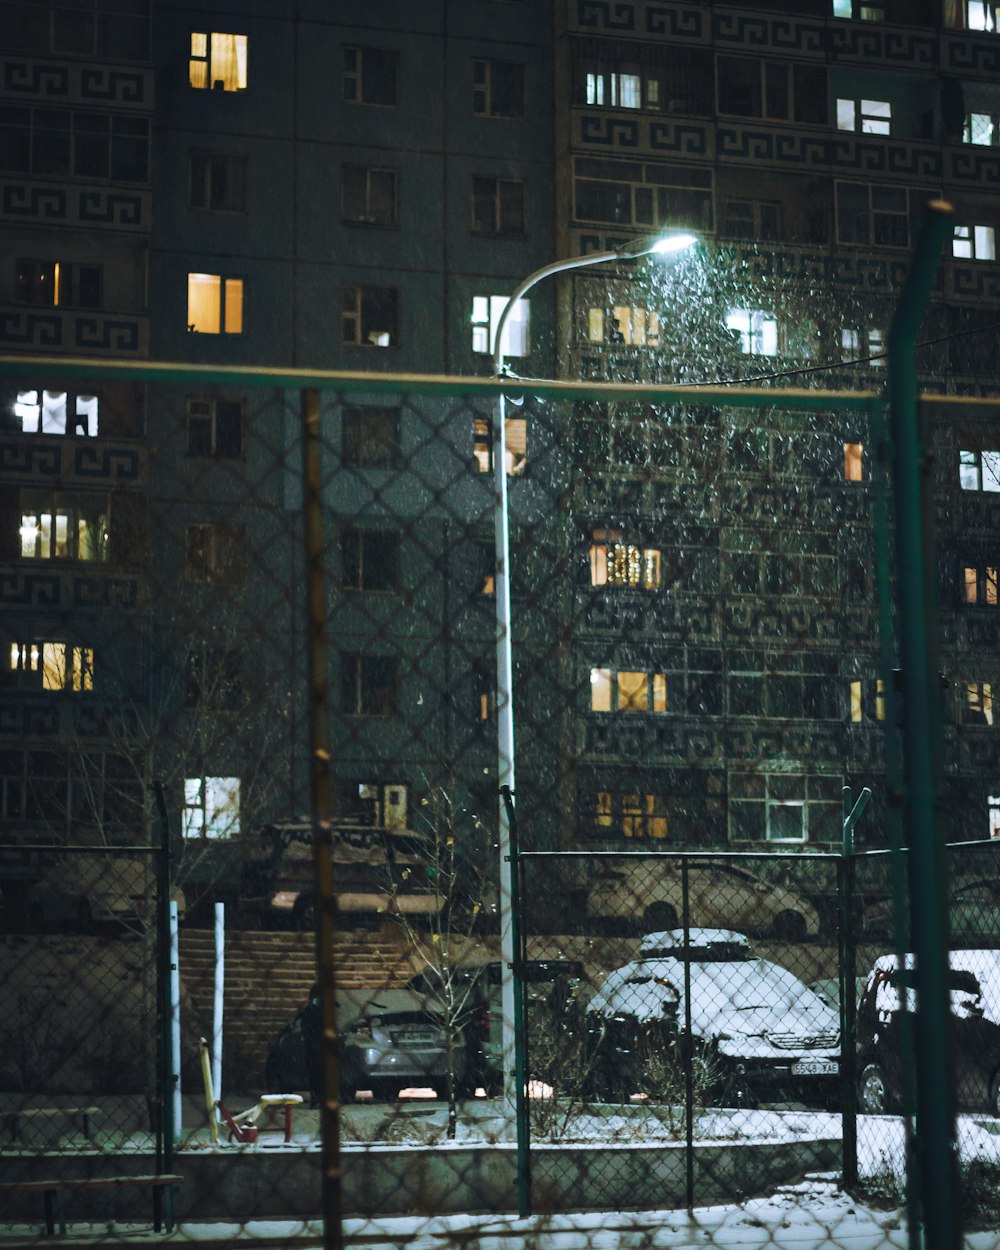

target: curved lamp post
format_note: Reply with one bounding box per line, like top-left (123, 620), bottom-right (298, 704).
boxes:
top-left (490, 230), bottom-right (698, 1122)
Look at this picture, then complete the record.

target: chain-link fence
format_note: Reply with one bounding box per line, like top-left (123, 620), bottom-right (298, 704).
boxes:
top-left (2, 364), bottom-right (998, 1247)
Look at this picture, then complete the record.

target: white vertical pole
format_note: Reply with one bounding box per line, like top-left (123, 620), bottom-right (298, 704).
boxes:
top-left (169, 899), bottom-right (182, 1142)
top-left (213, 902), bottom-right (225, 1117)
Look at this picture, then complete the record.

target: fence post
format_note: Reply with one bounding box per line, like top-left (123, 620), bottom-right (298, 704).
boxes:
top-left (681, 858), bottom-right (694, 1212)
top-left (887, 199), bottom-right (960, 1250)
top-left (838, 786), bottom-right (866, 1190)
top-left (302, 386), bottom-right (343, 1250)
top-left (503, 785), bottom-right (530, 1218)
top-left (154, 781), bottom-right (175, 1233)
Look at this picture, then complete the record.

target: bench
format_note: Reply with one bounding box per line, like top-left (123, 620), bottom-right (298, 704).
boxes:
top-left (9, 1105), bottom-right (100, 1144)
top-left (0, 1173), bottom-right (182, 1236)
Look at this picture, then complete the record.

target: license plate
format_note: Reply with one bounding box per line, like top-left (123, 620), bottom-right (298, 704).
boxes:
top-left (395, 1030), bottom-right (435, 1045)
top-left (792, 1058), bottom-right (838, 1076)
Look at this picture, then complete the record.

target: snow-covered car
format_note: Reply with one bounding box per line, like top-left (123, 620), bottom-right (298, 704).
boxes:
top-left (265, 986), bottom-right (468, 1103)
top-left (856, 950), bottom-right (1000, 1115)
top-left (24, 856), bottom-right (183, 930)
top-left (586, 862), bottom-right (820, 940)
top-left (585, 928), bottom-right (840, 1103)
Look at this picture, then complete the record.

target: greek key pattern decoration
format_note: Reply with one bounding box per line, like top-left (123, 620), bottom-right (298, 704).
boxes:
top-left (74, 318), bottom-right (145, 354)
top-left (830, 24), bottom-right (937, 66)
top-left (948, 148), bottom-right (1000, 186)
top-left (0, 440), bottom-right (62, 479)
top-left (0, 182), bottom-right (150, 231)
top-left (72, 576), bottom-right (142, 611)
top-left (0, 312), bottom-right (63, 351)
top-left (0, 572), bottom-right (61, 609)
top-left (950, 266), bottom-right (1000, 301)
top-left (0, 57), bottom-right (151, 108)
top-left (644, 3), bottom-right (706, 40)
top-left (576, 0), bottom-right (637, 32)
top-left (943, 33), bottom-right (1000, 76)
top-left (713, 11), bottom-right (826, 58)
top-left (74, 445), bottom-right (145, 483)
top-left (648, 121), bottom-right (713, 157)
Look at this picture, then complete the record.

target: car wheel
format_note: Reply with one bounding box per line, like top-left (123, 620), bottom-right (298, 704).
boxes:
top-left (291, 893), bottom-right (315, 932)
top-left (773, 910), bottom-right (807, 942)
top-left (858, 1062), bottom-right (893, 1114)
top-left (644, 902), bottom-right (678, 932)
top-left (369, 1078), bottom-right (399, 1102)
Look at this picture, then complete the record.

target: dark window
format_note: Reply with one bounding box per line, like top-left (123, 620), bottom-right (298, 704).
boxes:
top-left (717, 57), bottom-right (826, 124)
top-left (186, 399), bottom-right (243, 458)
top-left (185, 648), bottom-right (243, 711)
top-left (344, 45), bottom-right (398, 106)
top-left (190, 151), bottom-right (246, 212)
top-left (342, 165), bottom-right (398, 226)
top-left (720, 198), bottom-right (782, 241)
top-left (472, 176), bottom-right (524, 236)
top-left (343, 654), bottom-right (398, 716)
top-left (836, 182), bottom-right (912, 248)
top-left (16, 260), bottom-right (100, 308)
top-left (342, 284), bottom-right (398, 347)
top-left (342, 406), bottom-right (399, 467)
top-left (473, 58), bottom-right (525, 119)
top-left (341, 529), bottom-right (400, 591)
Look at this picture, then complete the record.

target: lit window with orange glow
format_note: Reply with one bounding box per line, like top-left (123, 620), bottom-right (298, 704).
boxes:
top-left (187, 273), bottom-right (244, 335)
top-left (844, 442), bottom-right (863, 481)
top-left (190, 33), bottom-right (248, 92)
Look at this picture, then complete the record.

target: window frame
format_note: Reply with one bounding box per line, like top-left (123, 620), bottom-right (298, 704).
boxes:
top-left (185, 397), bottom-right (244, 458)
top-left (343, 45), bottom-right (399, 107)
top-left (340, 528), bottom-right (401, 592)
top-left (342, 163), bottom-right (399, 227)
top-left (188, 32), bottom-right (248, 93)
top-left (342, 284), bottom-right (399, 348)
top-left (189, 150), bottom-right (247, 213)
top-left (471, 175), bottom-right (525, 237)
top-left (186, 272), bottom-right (245, 336)
top-left (342, 653), bottom-right (399, 717)
top-left (472, 57), bottom-right (526, 120)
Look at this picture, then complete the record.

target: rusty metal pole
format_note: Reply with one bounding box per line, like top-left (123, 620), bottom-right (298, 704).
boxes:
top-left (302, 387), bottom-right (343, 1250)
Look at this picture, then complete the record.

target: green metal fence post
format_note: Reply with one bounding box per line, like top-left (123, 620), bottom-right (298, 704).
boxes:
top-left (503, 784), bottom-right (530, 1218)
top-left (839, 785), bottom-right (868, 1190)
top-left (887, 199), bottom-right (961, 1250)
top-left (302, 387), bottom-right (343, 1250)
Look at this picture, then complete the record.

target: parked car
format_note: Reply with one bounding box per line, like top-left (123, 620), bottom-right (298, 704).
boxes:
top-left (264, 986), bottom-right (467, 1103)
top-left (586, 862), bottom-right (820, 940)
top-left (405, 958), bottom-right (590, 1095)
top-left (23, 856), bottom-right (183, 931)
top-left (856, 950), bottom-right (1000, 1115)
top-left (863, 879), bottom-right (1000, 946)
top-left (584, 928), bottom-right (840, 1104)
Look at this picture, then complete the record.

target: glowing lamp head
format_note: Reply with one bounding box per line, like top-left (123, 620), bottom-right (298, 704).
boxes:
top-left (615, 230), bottom-right (699, 260)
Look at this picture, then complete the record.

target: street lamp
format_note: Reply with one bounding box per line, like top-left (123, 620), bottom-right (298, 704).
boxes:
top-left (490, 229), bottom-right (698, 1118)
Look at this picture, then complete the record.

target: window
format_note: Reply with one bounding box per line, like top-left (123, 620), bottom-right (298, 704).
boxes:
top-left (475, 662), bottom-right (495, 722)
top-left (472, 177), bottom-right (524, 236)
top-left (726, 308), bottom-right (778, 356)
top-left (849, 678), bottom-right (885, 722)
top-left (585, 66), bottom-right (656, 111)
top-left (186, 398), bottom-right (243, 457)
top-left (183, 523), bottom-right (244, 584)
top-left (182, 776), bottom-right (240, 839)
top-left (730, 772), bottom-right (841, 843)
top-left (962, 0), bottom-right (1000, 29)
top-left (190, 151), bottom-right (246, 212)
top-left (590, 668), bottom-right (667, 713)
top-left (960, 448), bottom-right (1000, 492)
top-left (965, 682), bottom-right (995, 726)
top-left (965, 111), bottom-right (1000, 145)
top-left (0, 107), bottom-right (149, 182)
top-left (844, 443), bottom-right (864, 480)
top-left (574, 157), bottom-right (713, 233)
top-left (728, 652), bottom-right (838, 719)
top-left (720, 198), bottom-right (782, 241)
top-left (836, 182), bottom-right (914, 247)
top-left (15, 260), bottom-right (100, 308)
top-left (344, 46), bottom-right (398, 106)
top-left (718, 58), bottom-right (827, 124)
top-left (342, 406), bottom-right (399, 467)
top-left (589, 529), bottom-right (661, 590)
top-left (478, 543), bottom-right (496, 595)
top-left (341, 529), bottom-right (400, 591)
top-left (841, 326), bottom-right (886, 366)
top-left (342, 284), bottom-right (398, 347)
top-left (964, 565), bottom-right (999, 605)
top-left (473, 415), bottom-right (527, 476)
top-left (8, 642), bottom-right (93, 692)
top-left (342, 654), bottom-right (398, 717)
top-left (187, 273), bottom-right (244, 335)
top-left (591, 790), bottom-right (668, 840)
top-left (471, 295), bottom-right (529, 357)
top-left (185, 648), bottom-right (242, 711)
top-left (472, 59), bottom-right (525, 119)
top-left (836, 98), bottom-right (891, 135)
top-left (13, 389), bottom-right (98, 436)
top-left (19, 491), bottom-right (108, 561)
top-left (953, 225), bottom-right (997, 261)
top-left (0, 0), bottom-right (150, 58)
top-left (189, 32), bottom-right (247, 92)
top-left (342, 165), bottom-right (398, 226)
top-left (832, 0), bottom-right (885, 18)
top-left (990, 795), bottom-right (1000, 838)
top-left (587, 305), bottom-right (660, 347)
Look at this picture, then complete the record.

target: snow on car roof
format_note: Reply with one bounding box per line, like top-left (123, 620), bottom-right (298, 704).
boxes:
top-left (639, 928), bottom-right (751, 957)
